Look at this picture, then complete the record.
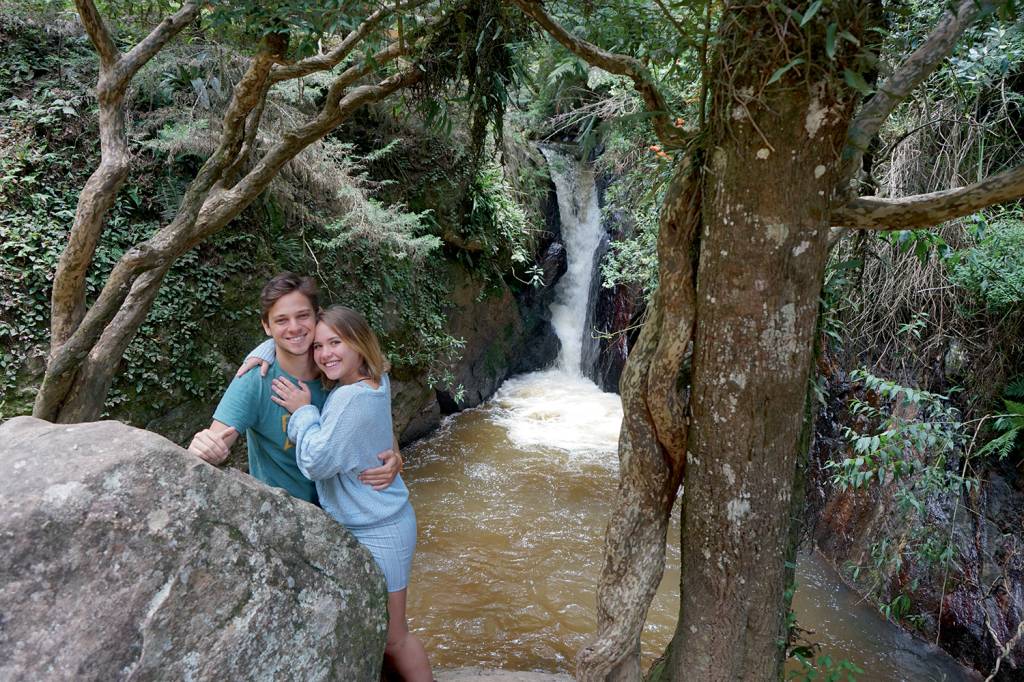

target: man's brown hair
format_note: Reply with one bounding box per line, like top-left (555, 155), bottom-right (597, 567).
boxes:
top-left (260, 272), bottom-right (319, 322)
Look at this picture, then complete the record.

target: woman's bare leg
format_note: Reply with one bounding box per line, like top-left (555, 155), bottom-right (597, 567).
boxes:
top-left (384, 589), bottom-right (432, 682)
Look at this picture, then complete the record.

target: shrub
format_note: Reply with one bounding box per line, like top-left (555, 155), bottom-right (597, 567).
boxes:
top-left (949, 214), bottom-right (1024, 315)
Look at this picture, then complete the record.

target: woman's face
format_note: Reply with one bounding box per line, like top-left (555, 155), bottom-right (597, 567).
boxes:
top-left (312, 321), bottom-right (364, 384)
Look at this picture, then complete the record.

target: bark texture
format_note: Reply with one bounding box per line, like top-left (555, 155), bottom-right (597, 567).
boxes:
top-left (576, 164), bottom-right (699, 681)
top-left (841, 0), bottom-right (996, 185)
top-left (50, 1), bottom-right (201, 352)
top-left (833, 164), bottom-right (1024, 229)
top-left (659, 2), bottom-right (865, 677)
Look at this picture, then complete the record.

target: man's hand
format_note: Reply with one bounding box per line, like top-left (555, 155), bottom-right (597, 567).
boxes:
top-left (359, 448), bottom-right (403, 490)
top-left (236, 356), bottom-right (270, 378)
top-left (188, 427), bottom-right (238, 465)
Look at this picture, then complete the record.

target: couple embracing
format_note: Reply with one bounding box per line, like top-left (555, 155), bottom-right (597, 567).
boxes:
top-left (188, 272), bottom-right (432, 681)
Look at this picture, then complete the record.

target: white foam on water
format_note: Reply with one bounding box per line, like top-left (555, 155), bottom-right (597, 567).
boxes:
top-left (480, 147), bottom-right (621, 465)
top-left (490, 369), bottom-right (623, 459)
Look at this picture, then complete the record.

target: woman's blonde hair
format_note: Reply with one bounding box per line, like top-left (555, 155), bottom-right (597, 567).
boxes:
top-left (317, 305), bottom-right (389, 387)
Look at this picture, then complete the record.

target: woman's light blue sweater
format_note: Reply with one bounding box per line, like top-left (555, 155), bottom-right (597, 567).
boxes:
top-left (286, 373), bottom-right (410, 528)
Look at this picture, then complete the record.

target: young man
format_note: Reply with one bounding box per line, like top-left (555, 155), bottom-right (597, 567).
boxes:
top-left (188, 272), bottom-right (400, 503)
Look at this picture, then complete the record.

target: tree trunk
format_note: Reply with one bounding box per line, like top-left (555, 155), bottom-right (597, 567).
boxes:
top-left (577, 165), bottom-right (699, 681)
top-left (55, 267), bottom-right (169, 422)
top-left (658, 4), bottom-right (862, 678)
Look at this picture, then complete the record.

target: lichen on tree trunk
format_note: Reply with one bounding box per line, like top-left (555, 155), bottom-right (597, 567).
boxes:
top-left (661, 5), bottom-right (862, 677)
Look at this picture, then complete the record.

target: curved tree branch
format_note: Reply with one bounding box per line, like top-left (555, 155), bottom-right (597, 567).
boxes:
top-left (841, 0), bottom-right (995, 186)
top-left (832, 164), bottom-right (1024, 230)
top-left (50, 1), bottom-right (201, 352)
top-left (576, 163), bottom-right (698, 682)
top-left (35, 38), bottom-right (284, 421)
top-left (510, 0), bottom-right (690, 149)
top-left (116, 2), bottom-right (202, 85)
top-left (269, 0), bottom-right (429, 83)
top-left (197, 67), bottom-right (424, 242)
top-left (35, 60), bottom-right (424, 422)
top-left (73, 0), bottom-right (119, 69)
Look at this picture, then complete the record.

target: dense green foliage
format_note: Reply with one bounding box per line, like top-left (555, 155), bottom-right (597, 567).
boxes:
top-left (0, 8), bottom-right (539, 423)
top-left (949, 215), bottom-right (1024, 315)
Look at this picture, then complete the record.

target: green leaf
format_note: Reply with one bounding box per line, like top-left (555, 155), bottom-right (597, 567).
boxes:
top-left (1004, 399), bottom-right (1024, 416)
top-left (844, 69), bottom-right (873, 94)
top-left (826, 23), bottom-right (838, 59)
top-left (768, 57), bottom-right (806, 85)
top-left (801, 0), bottom-right (823, 26)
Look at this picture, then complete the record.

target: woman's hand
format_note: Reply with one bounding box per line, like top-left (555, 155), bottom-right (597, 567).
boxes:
top-left (270, 377), bottom-right (312, 413)
top-left (236, 356), bottom-right (270, 378)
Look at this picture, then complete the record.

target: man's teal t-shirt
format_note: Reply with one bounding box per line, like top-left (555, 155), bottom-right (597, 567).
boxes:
top-left (212, 364), bottom-right (328, 504)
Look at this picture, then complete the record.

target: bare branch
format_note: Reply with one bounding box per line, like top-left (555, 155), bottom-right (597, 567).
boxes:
top-left (51, 2), bottom-right (200, 352)
top-left (116, 2), bottom-right (202, 86)
top-left (73, 0), bottom-right (119, 69)
top-left (510, 0), bottom-right (690, 149)
top-left (324, 40), bottom-right (408, 104)
top-left (221, 82), bottom-right (272, 185)
top-left (832, 164), bottom-right (1024, 230)
top-left (841, 0), bottom-right (995, 185)
top-left (35, 39), bottom-right (285, 421)
top-left (195, 66), bottom-right (425, 242)
top-left (652, 0), bottom-right (690, 38)
top-left (270, 0), bottom-right (429, 83)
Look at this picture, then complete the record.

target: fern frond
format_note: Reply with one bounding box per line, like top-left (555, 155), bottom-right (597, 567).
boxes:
top-left (1004, 376), bottom-right (1024, 398)
top-left (977, 428), bottom-right (1021, 460)
top-left (1004, 399), bottom-right (1024, 417)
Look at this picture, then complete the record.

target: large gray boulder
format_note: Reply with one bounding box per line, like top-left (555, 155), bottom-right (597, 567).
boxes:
top-left (0, 417), bottom-right (387, 681)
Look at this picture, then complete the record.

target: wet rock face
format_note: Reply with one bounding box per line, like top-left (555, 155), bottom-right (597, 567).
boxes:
top-left (434, 260), bottom-right (560, 415)
top-left (591, 203), bottom-right (645, 393)
top-left (810, 379), bottom-right (1024, 679)
top-left (540, 242), bottom-right (567, 287)
top-left (592, 281), bottom-right (643, 392)
top-left (0, 417), bottom-right (388, 682)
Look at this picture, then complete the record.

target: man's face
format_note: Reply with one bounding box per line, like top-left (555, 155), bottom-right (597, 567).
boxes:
top-left (261, 291), bottom-right (316, 358)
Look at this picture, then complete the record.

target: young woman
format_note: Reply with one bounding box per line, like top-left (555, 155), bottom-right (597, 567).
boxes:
top-left (259, 305), bottom-right (432, 682)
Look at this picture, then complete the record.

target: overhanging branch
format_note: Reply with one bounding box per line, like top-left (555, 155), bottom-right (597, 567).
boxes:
top-left (192, 65), bottom-right (425, 243)
top-left (832, 164), bottom-right (1024, 230)
top-left (73, 0), bottom-right (119, 69)
top-left (50, 0), bottom-right (201, 352)
top-left (269, 0), bottom-right (428, 83)
top-left (117, 3), bottom-right (201, 85)
top-left (510, 0), bottom-right (690, 149)
top-left (841, 0), bottom-right (995, 185)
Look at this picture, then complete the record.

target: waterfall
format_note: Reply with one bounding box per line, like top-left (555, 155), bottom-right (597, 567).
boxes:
top-left (485, 146), bottom-right (622, 455)
top-left (539, 146), bottom-right (603, 377)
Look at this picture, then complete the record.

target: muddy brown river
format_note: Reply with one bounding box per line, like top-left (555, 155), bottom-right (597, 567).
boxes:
top-left (401, 369), bottom-right (973, 680)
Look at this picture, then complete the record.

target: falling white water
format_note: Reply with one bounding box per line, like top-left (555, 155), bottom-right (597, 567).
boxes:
top-left (539, 146), bottom-right (604, 376)
top-left (487, 146), bottom-right (623, 454)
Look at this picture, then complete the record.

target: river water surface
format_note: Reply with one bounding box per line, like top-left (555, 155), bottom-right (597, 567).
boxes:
top-left (402, 370), bottom-right (973, 680)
